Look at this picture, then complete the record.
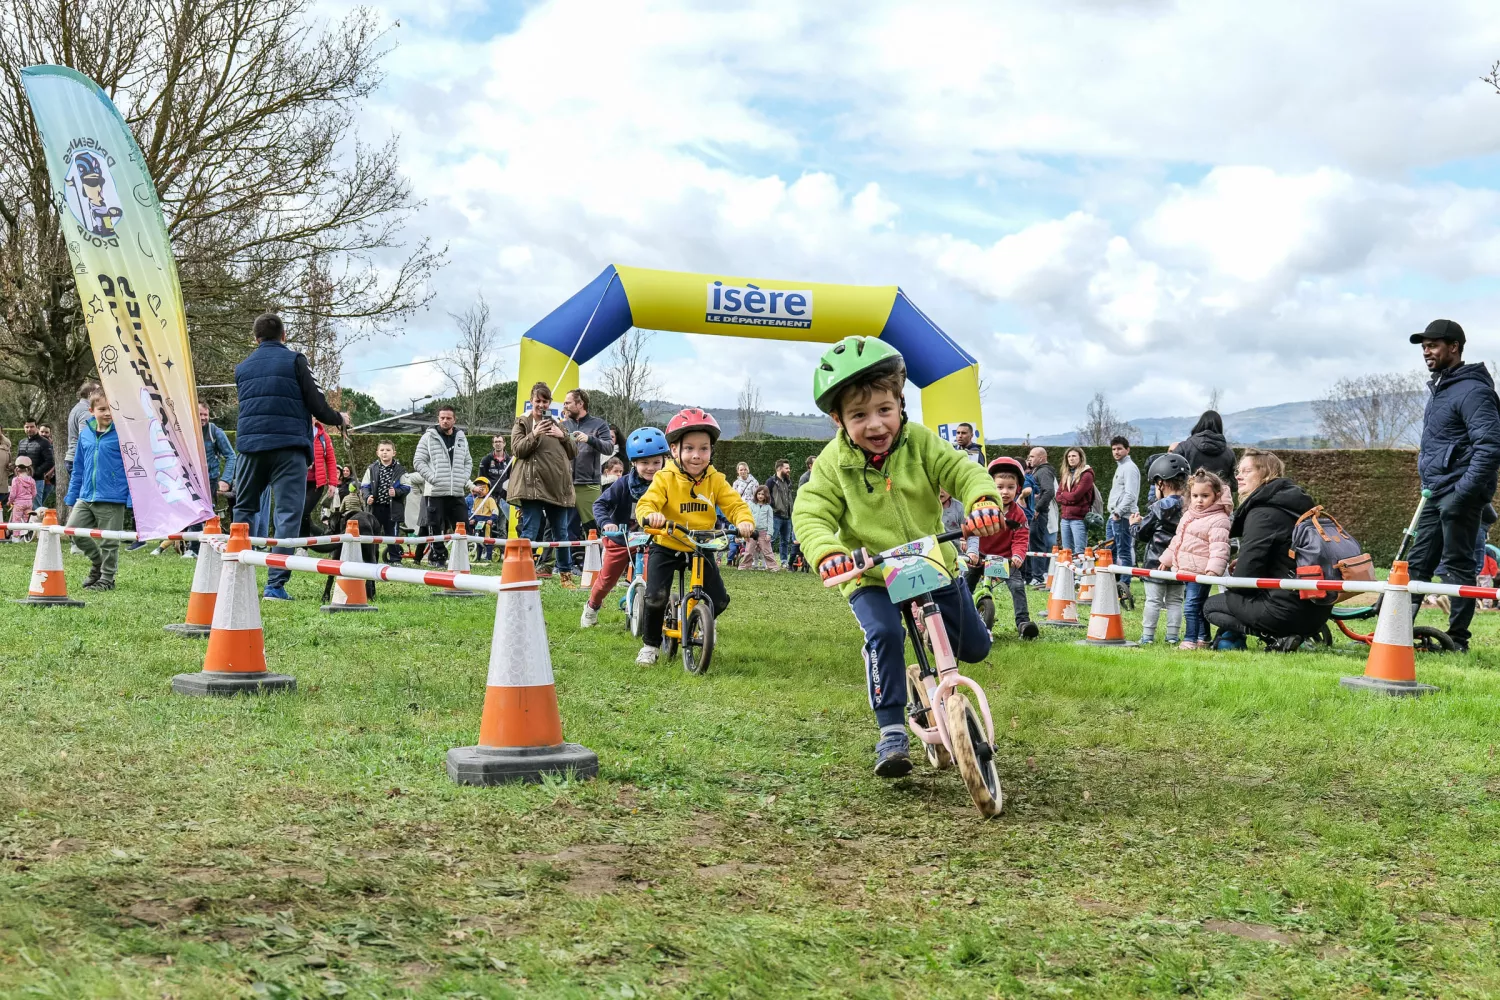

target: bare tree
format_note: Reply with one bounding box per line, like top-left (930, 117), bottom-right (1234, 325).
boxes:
top-left (0, 0), bottom-right (442, 491)
top-left (1075, 392), bottom-right (1139, 446)
top-left (596, 329), bottom-right (659, 430)
top-left (1206, 386), bottom-right (1224, 413)
top-left (736, 379), bottom-right (766, 439)
top-left (1312, 372), bottom-right (1425, 449)
top-left (437, 297), bottom-right (505, 430)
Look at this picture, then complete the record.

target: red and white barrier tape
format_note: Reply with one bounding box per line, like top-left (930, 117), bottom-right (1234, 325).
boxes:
top-left (232, 549), bottom-right (539, 595)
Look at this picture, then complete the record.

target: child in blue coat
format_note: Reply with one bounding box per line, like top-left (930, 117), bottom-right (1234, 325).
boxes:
top-left (64, 391), bottom-right (130, 590)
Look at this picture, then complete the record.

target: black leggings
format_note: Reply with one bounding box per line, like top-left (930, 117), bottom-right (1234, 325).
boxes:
top-left (641, 543), bottom-right (730, 646)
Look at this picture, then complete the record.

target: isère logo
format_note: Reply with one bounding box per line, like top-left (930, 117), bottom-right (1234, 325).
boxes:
top-left (705, 281), bottom-right (812, 329)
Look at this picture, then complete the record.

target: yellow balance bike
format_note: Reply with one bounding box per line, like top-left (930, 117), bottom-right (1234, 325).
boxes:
top-left (645, 522), bottom-right (732, 675)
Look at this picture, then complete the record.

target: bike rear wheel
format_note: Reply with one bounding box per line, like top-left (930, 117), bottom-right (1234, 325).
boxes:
top-left (682, 600), bottom-right (715, 675)
top-left (905, 664), bottom-right (952, 770)
top-left (1414, 625), bottom-right (1458, 653)
top-left (946, 695), bottom-right (1002, 817)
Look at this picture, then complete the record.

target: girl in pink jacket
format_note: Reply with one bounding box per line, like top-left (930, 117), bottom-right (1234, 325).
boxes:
top-left (1160, 471), bottom-right (1232, 649)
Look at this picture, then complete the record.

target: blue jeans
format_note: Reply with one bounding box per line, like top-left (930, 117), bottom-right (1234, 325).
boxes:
top-left (773, 514), bottom-right (793, 564)
top-left (1059, 518), bottom-right (1087, 554)
top-left (519, 500), bottom-right (573, 574)
top-left (849, 577), bottom-right (992, 730)
top-left (233, 448), bottom-right (309, 591)
top-left (1107, 515), bottom-right (1135, 568)
top-left (1027, 524), bottom-right (1055, 583)
top-left (1183, 581), bottom-right (1211, 643)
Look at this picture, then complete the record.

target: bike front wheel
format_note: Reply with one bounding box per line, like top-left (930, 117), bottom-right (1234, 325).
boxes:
top-left (682, 600), bottom-right (715, 675)
top-left (976, 595), bottom-right (996, 631)
top-left (626, 583), bottom-right (645, 638)
top-left (946, 695), bottom-right (1002, 817)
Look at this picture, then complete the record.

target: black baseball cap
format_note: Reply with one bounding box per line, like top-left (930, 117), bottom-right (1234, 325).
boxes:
top-left (1410, 319), bottom-right (1466, 345)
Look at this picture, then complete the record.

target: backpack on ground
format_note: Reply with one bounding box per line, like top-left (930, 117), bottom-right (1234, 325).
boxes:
top-left (1289, 506), bottom-right (1373, 604)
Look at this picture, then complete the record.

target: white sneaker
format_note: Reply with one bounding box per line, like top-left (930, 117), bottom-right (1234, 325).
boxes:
top-left (635, 645), bottom-right (659, 665)
top-left (149, 547), bottom-right (163, 557)
top-left (580, 604), bottom-right (599, 628)
top-left (181, 550), bottom-right (196, 559)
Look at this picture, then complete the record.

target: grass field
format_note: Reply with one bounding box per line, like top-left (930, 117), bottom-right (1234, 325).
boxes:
top-left (3, 544), bottom-right (1500, 998)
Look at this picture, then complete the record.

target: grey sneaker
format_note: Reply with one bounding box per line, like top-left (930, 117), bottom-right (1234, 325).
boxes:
top-left (580, 604), bottom-right (599, 628)
top-left (874, 730), bottom-right (913, 778)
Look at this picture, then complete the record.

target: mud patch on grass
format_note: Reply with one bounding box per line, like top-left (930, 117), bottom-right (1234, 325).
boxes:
top-left (521, 844), bottom-right (634, 896)
top-left (1203, 919), bottom-right (1297, 945)
top-left (694, 862), bottom-right (773, 879)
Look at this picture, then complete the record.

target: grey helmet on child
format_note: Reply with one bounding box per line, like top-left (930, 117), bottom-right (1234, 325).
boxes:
top-left (1146, 452), bottom-right (1191, 483)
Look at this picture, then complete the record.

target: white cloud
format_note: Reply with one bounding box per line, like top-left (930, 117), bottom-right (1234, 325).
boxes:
top-left (330, 0), bottom-right (1500, 441)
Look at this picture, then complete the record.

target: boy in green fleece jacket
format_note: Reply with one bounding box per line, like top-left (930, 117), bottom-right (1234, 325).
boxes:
top-left (792, 337), bottom-right (1003, 777)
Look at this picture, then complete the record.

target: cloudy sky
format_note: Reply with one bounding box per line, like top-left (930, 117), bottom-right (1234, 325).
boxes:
top-left (335, 0), bottom-right (1500, 439)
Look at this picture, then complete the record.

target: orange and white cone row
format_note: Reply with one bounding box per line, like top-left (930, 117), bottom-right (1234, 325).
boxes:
top-left (438, 523), bottom-right (482, 598)
top-left (324, 519), bottom-right (378, 612)
top-left (173, 524), bottom-right (295, 695)
top-left (16, 509), bottom-right (84, 606)
top-left (1045, 548), bottom-right (1084, 626)
top-left (1076, 547), bottom-right (1096, 604)
top-left (1081, 549), bottom-right (1134, 645)
top-left (165, 516), bottom-right (223, 635)
top-left (1043, 547), bottom-right (1059, 591)
top-left (446, 538), bottom-right (598, 785)
top-left (580, 530), bottom-right (601, 588)
top-left (1340, 560), bottom-right (1437, 696)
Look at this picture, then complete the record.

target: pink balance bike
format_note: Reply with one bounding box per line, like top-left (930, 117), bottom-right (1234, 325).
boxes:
top-left (824, 529), bottom-right (1003, 817)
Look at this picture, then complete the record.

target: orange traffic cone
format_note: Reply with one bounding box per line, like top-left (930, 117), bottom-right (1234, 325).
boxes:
top-left (1043, 546), bottom-right (1059, 591)
top-left (323, 519), bottom-right (379, 612)
top-left (172, 523), bottom-right (295, 695)
top-left (1080, 548), bottom-right (1134, 645)
top-left (447, 538), bottom-right (598, 785)
top-left (438, 522), bottom-right (482, 598)
top-left (580, 530), bottom-right (601, 588)
top-left (15, 509), bottom-right (84, 606)
top-left (165, 516), bottom-right (222, 636)
top-left (1076, 547), bottom-right (1095, 604)
top-left (1044, 548), bottom-right (1084, 626)
top-left (1340, 561), bottom-right (1438, 696)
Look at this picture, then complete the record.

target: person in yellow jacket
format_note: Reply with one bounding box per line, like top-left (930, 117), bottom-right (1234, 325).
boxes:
top-left (634, 407), bottom-right (754, 665)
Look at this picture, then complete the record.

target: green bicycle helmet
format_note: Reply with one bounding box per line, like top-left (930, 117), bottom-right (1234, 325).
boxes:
top-left (812, 336), bottom-right (907, 414)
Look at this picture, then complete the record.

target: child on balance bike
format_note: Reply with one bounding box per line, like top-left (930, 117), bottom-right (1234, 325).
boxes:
top-left (580, 426), bottom-right (670, 628)
top-left (792, 337), bottom-right (1004, 776)
top-left (634, 408), bottom-right (754, 665)
top-left (963, 455), bottom-right (1040, 640)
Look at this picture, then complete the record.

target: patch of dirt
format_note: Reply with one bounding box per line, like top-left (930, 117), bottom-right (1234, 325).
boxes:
top-left (123, 897), bottom-right (204, 925)
top-left (1075, 898), bottom-right (1132, 918)
top-left (679, 815), bottom-right (722, 848)
top-left (521, 844), bottom-right (633, 897)
top-left (1415, 911), bottom-right (1486, 929)
top-left (174, 867), bottom-right (233, 884)
top-left (1202, 919), bottom-right (1297, 945)
top-left (693, 862), bottom-right (773, 879)
top-left (262, 865), bottom-right (326, 884)
top-left (46, 838), bottom-right (88, 856)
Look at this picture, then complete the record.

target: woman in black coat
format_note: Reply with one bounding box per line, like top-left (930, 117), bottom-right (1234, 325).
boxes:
top-left (1172, 410), bottom-right (1238, 495)
top-left (1203, 448), bottom-right (1331, 645)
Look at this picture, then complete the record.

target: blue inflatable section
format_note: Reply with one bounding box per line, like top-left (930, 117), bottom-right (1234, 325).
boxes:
top-left (877, 290), bottom-right (976, 387)
top-left (525, 266), bottom-right (633, 367)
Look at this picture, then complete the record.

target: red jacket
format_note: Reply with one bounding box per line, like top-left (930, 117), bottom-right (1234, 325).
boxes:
top-left (306, 423), bottom-right (338, 487)
top-left (976, 500), bottom-right (1030, 562)
top-left (1056, 467), bottom-right (1094, 520)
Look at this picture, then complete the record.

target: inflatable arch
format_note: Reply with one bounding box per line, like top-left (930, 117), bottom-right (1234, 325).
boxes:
top-left (515, 265), bottom-right (983, 439)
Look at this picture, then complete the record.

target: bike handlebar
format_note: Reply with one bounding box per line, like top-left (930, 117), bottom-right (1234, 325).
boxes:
top-left (820, 529), bottom-right (967, 587)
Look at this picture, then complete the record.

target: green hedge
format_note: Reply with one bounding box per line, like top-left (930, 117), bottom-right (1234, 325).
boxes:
top-left (5, 426), bottom-right (1438, 562)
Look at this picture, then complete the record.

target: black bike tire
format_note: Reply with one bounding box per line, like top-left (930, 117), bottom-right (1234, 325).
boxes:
top-left (682, 599), bottom-right (715, 675)
top-left (976, 596), bottom-right (996, 631)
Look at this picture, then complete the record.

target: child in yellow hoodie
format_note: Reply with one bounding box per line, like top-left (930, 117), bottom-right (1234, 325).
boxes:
top-left (634, 407), bottom-right (754, 665)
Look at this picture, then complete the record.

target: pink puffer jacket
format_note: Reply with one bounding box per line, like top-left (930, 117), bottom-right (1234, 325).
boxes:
top-left (1160, 500), bottom-right (1232, 575)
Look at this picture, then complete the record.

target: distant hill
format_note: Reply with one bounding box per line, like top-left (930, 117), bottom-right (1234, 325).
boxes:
top-left (1014, 399), bottom-right (1326, 448)
top-left (640, 399), bottom-right (836, 440)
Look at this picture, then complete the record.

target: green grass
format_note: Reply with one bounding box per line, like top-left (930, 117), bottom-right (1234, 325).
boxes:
top-left (3, 545), bottom-right (1500, 998)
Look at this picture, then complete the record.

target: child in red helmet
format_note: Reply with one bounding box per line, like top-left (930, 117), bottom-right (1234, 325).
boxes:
top-left (634, 408), bottom-right (754, 665)
top-left (963, 456), bottom-right (1039, 639)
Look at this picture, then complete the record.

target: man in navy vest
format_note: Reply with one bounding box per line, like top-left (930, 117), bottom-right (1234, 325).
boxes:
top-left (232, 313), bottom-right (350, 601)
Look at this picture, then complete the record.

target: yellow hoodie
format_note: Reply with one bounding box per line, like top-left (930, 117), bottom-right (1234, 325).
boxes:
top-left (635, 459), bottom-right (752, 553)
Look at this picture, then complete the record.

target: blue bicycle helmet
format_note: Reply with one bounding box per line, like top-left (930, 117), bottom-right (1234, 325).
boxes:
top-left (625, 426), bottom-right (669, 461)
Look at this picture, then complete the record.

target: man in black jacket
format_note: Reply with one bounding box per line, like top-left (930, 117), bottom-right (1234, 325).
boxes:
top-left (1406, 319), bottom-right (1500, 651)
top-left (767, 459), bottom-right (796, 567)
top-left (1025, 447), bottom-right (1057, 587)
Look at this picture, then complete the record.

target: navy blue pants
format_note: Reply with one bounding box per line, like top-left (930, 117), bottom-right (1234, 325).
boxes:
top-left (849, 577), bottom-right (992, 730)
top-left (233, 448), bottom-right (309, 590)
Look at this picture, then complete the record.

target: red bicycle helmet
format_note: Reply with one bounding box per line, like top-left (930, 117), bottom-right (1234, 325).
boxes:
top-left (986, 455), bottom-right (1026, 481)
top-left (665, 407), bottom-right (721, 445)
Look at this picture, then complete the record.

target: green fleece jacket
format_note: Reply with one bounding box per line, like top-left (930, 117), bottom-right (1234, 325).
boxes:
top-left (792, 420), bottom-right (999, 596)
